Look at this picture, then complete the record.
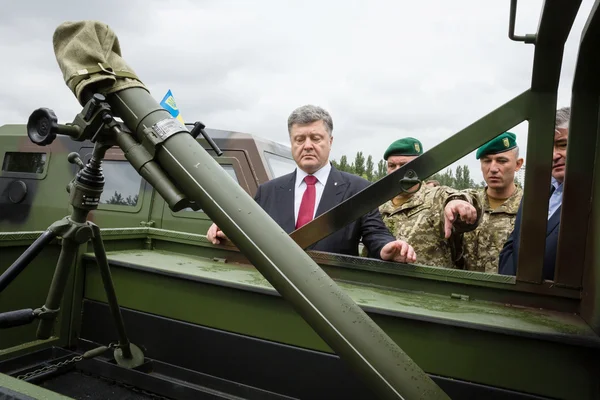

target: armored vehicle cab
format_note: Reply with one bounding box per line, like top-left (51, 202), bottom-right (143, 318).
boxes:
top-left (0, 124), bottom-right (296, 235)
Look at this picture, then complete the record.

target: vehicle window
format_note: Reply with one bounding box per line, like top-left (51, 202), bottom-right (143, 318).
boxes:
top-left (181, 164), bottom-right (238, 212)
top-left (264, 152), bottom-right (296, 178)
top-left (100, 160), bottom-right (143, 206)
top-left (220, 164), bottom-right (239, 183)
top-left (2, 152), bottom-right (47, 174)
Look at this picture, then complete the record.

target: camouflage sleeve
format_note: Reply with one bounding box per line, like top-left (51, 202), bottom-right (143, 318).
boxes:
top-left (435, 187), bottom-right (484, 236)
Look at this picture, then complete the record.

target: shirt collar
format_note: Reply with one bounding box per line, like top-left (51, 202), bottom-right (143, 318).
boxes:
top-left (551, 176), bottom-right (563, 191)
top-left (295, 162), bottom-right (331, 188)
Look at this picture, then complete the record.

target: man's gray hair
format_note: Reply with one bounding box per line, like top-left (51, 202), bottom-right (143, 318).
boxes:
top-left (513, 146), bottom-right (520, 159)
top-left (287, 105), bottom-right (334, 135)
top-left (555, 106), bottom-right (571, 130)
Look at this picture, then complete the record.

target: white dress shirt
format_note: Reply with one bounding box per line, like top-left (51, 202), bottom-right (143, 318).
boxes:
top-left (548, 176), bottom-right (563, 220)
top-left (294, 162), bottom-right (332, 224)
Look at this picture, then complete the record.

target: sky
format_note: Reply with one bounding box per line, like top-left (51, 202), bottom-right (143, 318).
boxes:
top-left (0, 0), bottom-right (595, 184)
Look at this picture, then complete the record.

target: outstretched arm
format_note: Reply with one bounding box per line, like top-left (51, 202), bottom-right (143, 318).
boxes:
top-left (207, 184), bottom-right (264, 244)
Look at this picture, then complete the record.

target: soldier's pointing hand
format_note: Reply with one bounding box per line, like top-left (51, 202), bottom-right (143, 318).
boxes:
top-left (443, 200), bottom-right (478, 239)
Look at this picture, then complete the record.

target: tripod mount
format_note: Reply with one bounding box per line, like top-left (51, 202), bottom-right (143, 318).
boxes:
top-left (0, 94), bottom-right (145, 368)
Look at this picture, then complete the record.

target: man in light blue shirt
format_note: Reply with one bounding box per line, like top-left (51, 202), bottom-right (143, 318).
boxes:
top-left (499, 107), bottom-right (570, 280)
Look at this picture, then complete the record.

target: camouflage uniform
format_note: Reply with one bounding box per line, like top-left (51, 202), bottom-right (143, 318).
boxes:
top-left (461, 186), bottom-right (523, 274)
top-left (379, 185), bottom-right (482, 269)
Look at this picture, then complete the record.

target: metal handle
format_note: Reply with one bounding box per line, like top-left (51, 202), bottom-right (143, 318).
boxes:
top-left (509, 0), bottom-right (537, 43)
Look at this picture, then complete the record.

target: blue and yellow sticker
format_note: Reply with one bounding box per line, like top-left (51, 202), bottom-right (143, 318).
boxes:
top-left (159, 89), bottom-right (184, 123)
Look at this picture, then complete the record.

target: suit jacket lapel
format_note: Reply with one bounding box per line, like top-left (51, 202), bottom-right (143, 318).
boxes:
top-left (276, 171), bottom-right (297, 233)
top-left (547, 204), bottom-right (561, 235)
top-left (315, 166), bottom-right (349, 217)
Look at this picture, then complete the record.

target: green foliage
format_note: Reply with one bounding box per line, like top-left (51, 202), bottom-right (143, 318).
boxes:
top-left (428, 165), bottom-right (479, 189)
top-left (332, 152), bottom-right (481, 188)
top-left (105, 191), bottom-right (139, 206)
top-left (353, 151), bottom-right (366, 177)
top-left (375, 159), bottom-right (386, 181)
top-left (365, 155), bottom-right (374, 182)
top-left (514, 175), bottom-right (523, 188)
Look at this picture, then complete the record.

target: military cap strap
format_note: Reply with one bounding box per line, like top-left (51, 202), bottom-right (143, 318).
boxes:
top-left (67, 62), bottom-right (141, 87)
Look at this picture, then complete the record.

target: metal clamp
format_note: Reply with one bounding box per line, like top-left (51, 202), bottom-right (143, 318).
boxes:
top-left (399, 170), bottom-right (422, 194)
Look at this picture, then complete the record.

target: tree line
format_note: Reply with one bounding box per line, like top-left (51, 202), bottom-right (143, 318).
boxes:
top-left (331, 151), bottom-right (522, 190)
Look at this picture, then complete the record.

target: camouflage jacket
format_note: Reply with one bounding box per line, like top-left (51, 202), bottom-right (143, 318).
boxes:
top-left (379, 185), bottom-right (482, 269)
top-left (461, 186), bottom-right (524, 274)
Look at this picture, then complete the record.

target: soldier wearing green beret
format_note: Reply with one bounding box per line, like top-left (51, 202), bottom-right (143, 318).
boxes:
top-left (372, 137), bottom-right (483, 269)
top-left (460, 132), bottom-right (524, 273)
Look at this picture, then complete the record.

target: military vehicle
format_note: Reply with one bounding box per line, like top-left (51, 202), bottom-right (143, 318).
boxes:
top-left (0, 1), bottom-right (599, 399)
top-left (0, 124), bottom-right (297, 235)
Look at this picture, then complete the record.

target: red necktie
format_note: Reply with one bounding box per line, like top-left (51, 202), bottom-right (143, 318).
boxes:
top-left (296, 175), bottom-right (318, 229)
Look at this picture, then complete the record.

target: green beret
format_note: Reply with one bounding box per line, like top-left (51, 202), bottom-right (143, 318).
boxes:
top-left (383, 137), bottom-right (423, 160)
top-left (476, 132), bottom-right (518, 159)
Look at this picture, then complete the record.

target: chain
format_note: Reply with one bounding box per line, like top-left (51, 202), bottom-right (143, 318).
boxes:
top-left (15, 343), bottom-right (172, 399)
top-left (16, 354), bottom-right (83, 380)
top-left (16, 342), bottom-right (118, 381)
top-left (15, 342), bottom-right (173, 399)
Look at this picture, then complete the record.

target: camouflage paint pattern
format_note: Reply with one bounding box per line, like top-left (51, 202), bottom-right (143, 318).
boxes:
top-left (0, 124), bottom-right (294, 235)
top-left (462, 186), bottom-right (524, 274)
top-left (378, 185), bottom-right (482, 269)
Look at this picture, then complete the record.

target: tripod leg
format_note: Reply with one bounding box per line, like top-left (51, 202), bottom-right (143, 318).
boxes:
top-left (0, 230), bottom-right (57, 293)
top-left (36, 239), bottom-right (80, 340)
top-left (89, 222), bottom-right (135, 360)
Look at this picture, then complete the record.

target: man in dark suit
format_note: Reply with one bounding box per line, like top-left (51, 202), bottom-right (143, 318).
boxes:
top-left (208, 105), bottom-right (476, 263)
top-left (498, 107), bottom-right (570, 279)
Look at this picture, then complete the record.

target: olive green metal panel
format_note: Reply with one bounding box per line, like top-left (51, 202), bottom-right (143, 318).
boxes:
top-left (371, 315), bottom-right (599, 400)
top-left (0, 125), bottom-right (287, 235)
top-left (145, 229), bottom-right (583, 308)
top-left (582, 198), bottom-right (600, 335)
top-left (555, 94), bottom-right (598, 289)
top-left (82, 260), bottom-right (599, 400)
top-left (0, 129), bottom-right (73, 232)
top-left (530, 0), bottom-right (582, 92)
top-left (556, 0), bottom-right (600, 290)
top-left (0, 239), bottom-right (73, 355)
top-left (83, 248), bottom-right (599, 346)
top-left (0, 372), bottom-right (74, 399)
top-left (517, 92), bottom-right (557, 283)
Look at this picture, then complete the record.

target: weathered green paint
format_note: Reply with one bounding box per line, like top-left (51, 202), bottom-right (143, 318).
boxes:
top-left (84, 249), bottom-right (599, 344)
top-left (0, 243), bottom-right (72, 353)
top-left (0, 127), bottom-right (71, 232)
top-left (557, 0), bottom-right (600, 292)
top-left (0, 124), bottom-right (293, 236)
top-left (0, 337), bottom-right (60, 360)
top-left (370, 315), bottom-right (598, 400)
top-left (0, 372), bottom-right (74, 399)
top-left (83, 255), bottom-right (599, 400)
top-left (84, 261), bottom-right (331, 352)
top-left (517, 92), bottom-right (557, 283)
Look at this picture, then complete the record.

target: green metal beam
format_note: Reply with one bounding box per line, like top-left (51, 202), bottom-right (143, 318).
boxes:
top-left (530, 0), bottom-right (582, 92)
top-left (516, 92), bottom-right (557, 283)
top-left (570, 0), bottom-right (600, 335)
top-left (516, 0), bottom-right (581, 283)
top-left (555, 0), bottom-right (600, 290)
